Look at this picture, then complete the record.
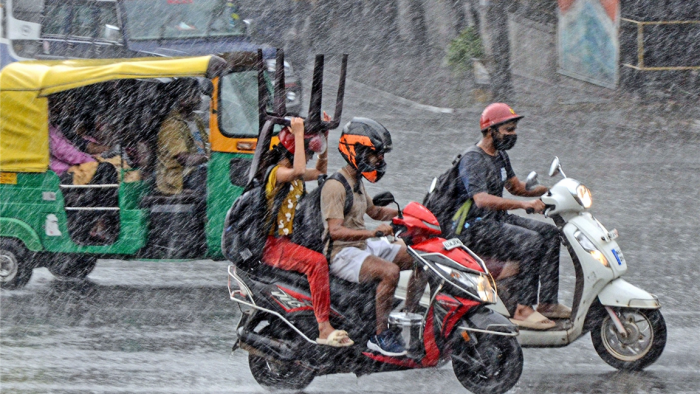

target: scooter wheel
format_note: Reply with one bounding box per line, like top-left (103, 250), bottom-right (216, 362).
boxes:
top-left (591, 308), bottom-right (666, 371)
top-left (452, 334), bottom-right (523, 394)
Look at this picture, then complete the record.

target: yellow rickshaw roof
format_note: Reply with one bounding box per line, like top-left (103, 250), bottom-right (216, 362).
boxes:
top-left (0, 56), bottom-right (218, 95)
top-left (0, 56), bottom-right (226, 173)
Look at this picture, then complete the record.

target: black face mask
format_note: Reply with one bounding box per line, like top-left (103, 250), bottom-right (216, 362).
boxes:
top-left (491, 130), bottom-right (517, 151)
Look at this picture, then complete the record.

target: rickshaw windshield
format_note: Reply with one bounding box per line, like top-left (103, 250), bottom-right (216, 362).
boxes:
top-left (123, 0), bottom-right (247, 40)
top-left (218, 71), bottom-right (259, 137)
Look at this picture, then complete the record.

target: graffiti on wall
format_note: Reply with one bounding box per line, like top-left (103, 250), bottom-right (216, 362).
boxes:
top-left (558, 0), bottom-right (619, 89)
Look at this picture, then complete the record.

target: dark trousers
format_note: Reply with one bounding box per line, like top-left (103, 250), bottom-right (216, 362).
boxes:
top-left (461, 214), bottom-right (561, 306)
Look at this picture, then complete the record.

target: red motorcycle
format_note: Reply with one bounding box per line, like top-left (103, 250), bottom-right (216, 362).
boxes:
top-left (228, 192), bottom-right (523, 394)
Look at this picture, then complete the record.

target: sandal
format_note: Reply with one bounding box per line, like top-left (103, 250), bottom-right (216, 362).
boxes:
top-left (510, 311), bottom-right (556, 330)
top-left (537, 303), bottom-right (572, 319)
top-left (316, 329), bottom-right (354, 347)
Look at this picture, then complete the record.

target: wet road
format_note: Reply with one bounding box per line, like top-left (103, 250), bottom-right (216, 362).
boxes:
top-left (3, 76), bottom-right (700, 393)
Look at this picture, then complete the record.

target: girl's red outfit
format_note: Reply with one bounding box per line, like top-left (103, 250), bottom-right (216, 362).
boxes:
top-left (262, 235), bottom-right (331, 323)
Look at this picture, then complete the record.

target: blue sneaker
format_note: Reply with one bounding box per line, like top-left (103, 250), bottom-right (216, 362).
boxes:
top-left (367, 330), bottom-right (407, 357)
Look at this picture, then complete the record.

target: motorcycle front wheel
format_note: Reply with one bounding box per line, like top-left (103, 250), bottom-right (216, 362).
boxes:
top-left (452, 334), bottom-right (523, 394)
top-left (591, 308), bottom-right (666, 371)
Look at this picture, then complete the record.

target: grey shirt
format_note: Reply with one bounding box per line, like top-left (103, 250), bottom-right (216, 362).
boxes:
top-left (458, 146), bottom-right (516, 221)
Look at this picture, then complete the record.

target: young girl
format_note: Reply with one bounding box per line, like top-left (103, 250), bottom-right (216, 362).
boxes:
top-left (259, 116), bottom-right (353, 347)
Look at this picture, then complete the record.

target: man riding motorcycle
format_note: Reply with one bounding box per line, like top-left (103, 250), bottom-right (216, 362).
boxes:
top-left (451, 103), bottom-right (570, 330)
top-left (320, 117), bottom-right (427, 356)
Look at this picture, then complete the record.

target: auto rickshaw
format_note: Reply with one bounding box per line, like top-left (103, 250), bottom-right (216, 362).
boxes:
top-left (0, 50), bottom-right (346, 289)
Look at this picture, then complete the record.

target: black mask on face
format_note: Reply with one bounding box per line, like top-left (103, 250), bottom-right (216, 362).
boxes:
top-left (491, 129), bottom-right (517, 151)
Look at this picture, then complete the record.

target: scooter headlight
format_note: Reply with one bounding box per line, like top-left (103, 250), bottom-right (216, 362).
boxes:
top-left (575, 184), bottom-right (592, 208)
top-left (436, 264), bottom-right (496, 303)
top-left (574, 230), bottom-right (608, 267)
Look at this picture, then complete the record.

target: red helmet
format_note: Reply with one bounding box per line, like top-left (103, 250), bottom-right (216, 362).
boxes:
top-left (278, 127), bottom-right (327, 155)
top-left (479, 103), bottom-right (524, 131)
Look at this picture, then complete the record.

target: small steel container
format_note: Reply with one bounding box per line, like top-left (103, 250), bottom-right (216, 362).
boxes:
top-left (388, 311), bottom-right (423, 352)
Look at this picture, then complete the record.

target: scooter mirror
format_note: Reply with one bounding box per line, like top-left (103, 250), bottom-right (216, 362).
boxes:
top-left (549, 157), bottom-right (561, 177)
top-left (525, 171), bottom-right (539, 191)
top-left (372, 192), bottom-right (395, 207)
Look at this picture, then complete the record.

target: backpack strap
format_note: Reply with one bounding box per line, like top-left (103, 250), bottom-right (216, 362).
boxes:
top-left (321, 171), bottom-right (355, 262)
top-left (452, 199), bottom-right (473, 235)
top-left (327, 172), bottom-right (353, 216)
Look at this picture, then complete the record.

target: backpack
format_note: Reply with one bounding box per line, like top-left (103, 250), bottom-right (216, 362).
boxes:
top-left (291, 172), bottom-right (353, 255)
top-left (423, 146), bottom-right (482, 237)
top-left (221, 166), bottom-right (290, 271)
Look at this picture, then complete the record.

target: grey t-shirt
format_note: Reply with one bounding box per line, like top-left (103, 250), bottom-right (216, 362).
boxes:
top-left (458, 146), bottom-right (516, 221)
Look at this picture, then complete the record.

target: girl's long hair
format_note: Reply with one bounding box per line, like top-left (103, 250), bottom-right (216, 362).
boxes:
top-left (252, 143), bottom-right (292, 185)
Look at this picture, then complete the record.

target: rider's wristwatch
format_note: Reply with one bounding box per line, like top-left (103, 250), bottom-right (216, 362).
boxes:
top-left (374, 230), bottom-right (385, 238)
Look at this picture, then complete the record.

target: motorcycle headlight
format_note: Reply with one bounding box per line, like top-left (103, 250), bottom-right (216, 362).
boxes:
top-left (574, 230), bottom-right (608, 267)
top-left (436, 264), bottom-right (496, 303)
top-left (575, 184), bottom-right (592, 208)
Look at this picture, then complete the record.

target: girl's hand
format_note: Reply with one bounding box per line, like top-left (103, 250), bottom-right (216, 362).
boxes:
top-left (322, 111), bottom-right (331, 138)
top-left (290, 117), bottom-right (304, 136)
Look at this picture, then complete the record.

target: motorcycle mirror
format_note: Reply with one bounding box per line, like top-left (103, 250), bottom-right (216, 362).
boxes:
top-left (372, 192), bottom-right (395, 207)
top-left (549, 157), bottom-right (563, 177)
top-left (428, 177), bottom-right (437, 193)
top-left (525, 171), bottom-right (539, 191)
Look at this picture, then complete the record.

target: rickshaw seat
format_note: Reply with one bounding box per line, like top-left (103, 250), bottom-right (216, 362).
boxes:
top-left (139, 191), bottom-right (202, 208)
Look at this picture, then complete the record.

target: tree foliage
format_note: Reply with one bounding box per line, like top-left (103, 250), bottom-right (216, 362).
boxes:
top-left (447, 26), bottom-right (485, 73)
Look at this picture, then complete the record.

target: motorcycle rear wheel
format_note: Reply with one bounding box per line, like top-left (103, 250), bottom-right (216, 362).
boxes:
top-left (591, 308), bottom-right (666, 371)
top-left (247, 324), bottom-right (315, 390)
top-left (452, 335), bottom-right (523, 394)
top-left (248, 353), bottom-right (315, 390)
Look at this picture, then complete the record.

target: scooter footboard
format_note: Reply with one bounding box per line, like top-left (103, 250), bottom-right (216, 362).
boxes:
top-left (597, 278), bottom-right (660, 309)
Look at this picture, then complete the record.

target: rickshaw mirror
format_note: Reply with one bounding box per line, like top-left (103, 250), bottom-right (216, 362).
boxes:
top-left (103, 24), bottom-right (122, 42)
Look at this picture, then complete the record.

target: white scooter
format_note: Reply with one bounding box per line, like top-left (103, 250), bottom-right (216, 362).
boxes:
top-left (399, 156), bottom-right (666, 370)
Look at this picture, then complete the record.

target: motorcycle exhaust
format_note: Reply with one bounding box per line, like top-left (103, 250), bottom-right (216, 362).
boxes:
top-left (237, 328), bottom-right (298, 361)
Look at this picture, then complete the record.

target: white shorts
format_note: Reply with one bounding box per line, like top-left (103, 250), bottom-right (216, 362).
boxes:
top-left (329, 238), bottom-right (402, 283)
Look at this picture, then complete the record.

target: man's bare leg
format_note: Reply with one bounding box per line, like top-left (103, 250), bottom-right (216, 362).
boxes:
top-left (359, 255), bottom-right (400, 334)
top-left (393, 245), bottom-right (427, 313)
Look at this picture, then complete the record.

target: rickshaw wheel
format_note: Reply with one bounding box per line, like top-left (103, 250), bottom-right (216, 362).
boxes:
top-left (0, 238), bottom-right (33, 289)
top-left (48, 255), bottom-right (98, 281)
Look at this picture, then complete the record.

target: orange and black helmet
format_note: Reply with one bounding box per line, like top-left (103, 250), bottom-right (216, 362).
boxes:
top-left (338, 117), bottom-right (392, 183)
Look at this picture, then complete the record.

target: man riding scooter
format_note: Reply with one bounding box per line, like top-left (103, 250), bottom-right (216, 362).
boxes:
top-left (321, 118), bottom-right (427, 356)
top-left (451, 103), bottom-right (570, 330)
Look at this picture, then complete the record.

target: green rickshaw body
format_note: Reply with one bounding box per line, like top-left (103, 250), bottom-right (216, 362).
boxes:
top-left (0, 54), bottom-right (265, 288)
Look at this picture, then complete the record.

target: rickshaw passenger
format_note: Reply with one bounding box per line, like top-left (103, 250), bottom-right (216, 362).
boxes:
top-left (48, 124), bottom-right (96, 181)
top-left (49, 97), bottom-right (119, 242)
top-left (155, 79), bottom-right (209, 196)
